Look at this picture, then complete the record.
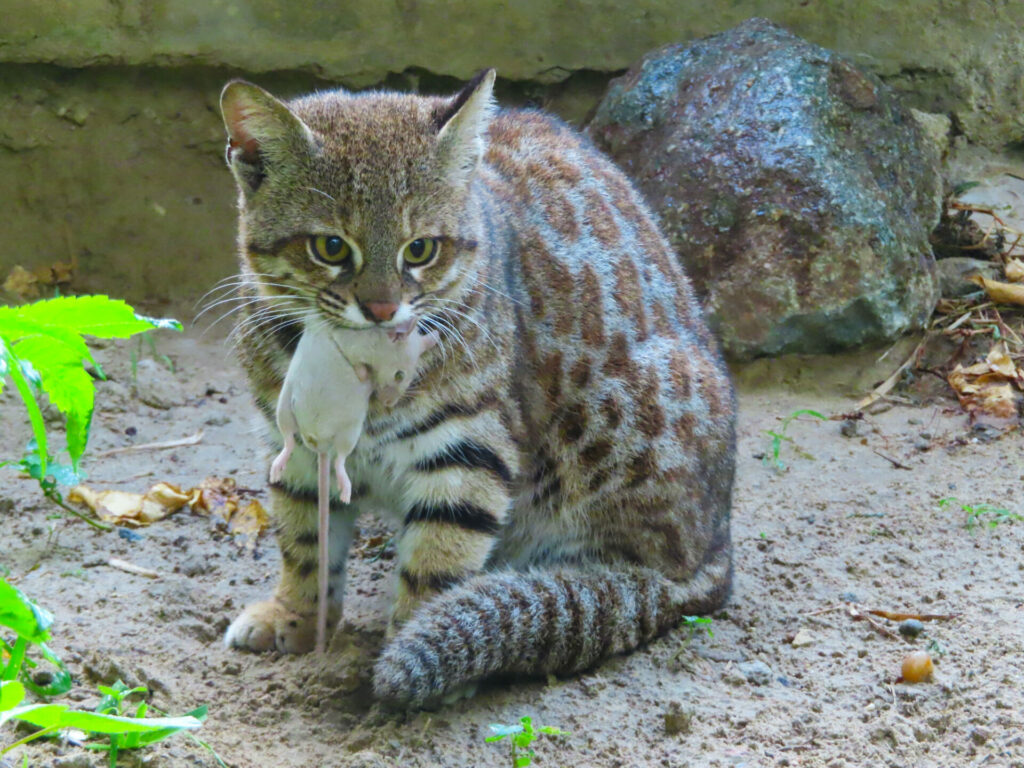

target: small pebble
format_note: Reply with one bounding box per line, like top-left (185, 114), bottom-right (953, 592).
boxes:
top-left (663, 701), bottom-right (693, 735)
top-left (791, 628), bottom-right (816, 647)
top-left (738, 660), bottom-right (772, 686)
top-left (899, 619), bottom-right (924, 638)
top-left (117, 527), bottom-right (144, 542)
top-left (840, 419), bottom-right (859, 437)
top-left (971, 726), bottom-right (991, 745)
top-left (901, 650), bottom-right (934, 683)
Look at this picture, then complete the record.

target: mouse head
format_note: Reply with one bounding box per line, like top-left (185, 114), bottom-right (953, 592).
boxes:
top-left (374, 330), bottom-right (439, 407)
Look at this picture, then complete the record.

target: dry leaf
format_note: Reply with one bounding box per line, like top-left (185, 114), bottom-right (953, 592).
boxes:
top-left (967, 274), bottom-right (1024, 306)
top-left (31, 260), bottom-right (75, 287)
top-left (948, 343), bottom-right (1023, 426)
top-left (69, 482), bottom-right (193, 526)
top-left (3, 265), bottom-right (41, 300)
top-left (1006, 258), bottom-right (1024, 282)
top-left (229, 500), bottom-right (270, 545)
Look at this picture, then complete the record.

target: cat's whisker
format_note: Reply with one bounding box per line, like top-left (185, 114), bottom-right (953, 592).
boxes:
top-left (416, 314), bottom-right (453, 368)
top-left (195, 291), bottom-right (305, 325)
top-left (230, 304), bottom-right (310, 348)
top-left (419, 310), bottom-right (479, 373)
top-left (306, 186), bottom-right (338, 203)
top-left (451, 267), bottom-right (526, 307)
top-left (194, 271), bottom-right (289, 307)
top-left (419, 297), bottom-right (501, 356)
top-left (199, 296), bottom-right (309, 337)
top-left (240, 309), bottom-right (310, 349)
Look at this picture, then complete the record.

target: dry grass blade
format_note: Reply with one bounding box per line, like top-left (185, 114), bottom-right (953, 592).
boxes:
top-left (857, 334), bottom-right (930, 410)
top-left (866, 609), bottom-right (959, 622)
top-left (95, 430), bottom-right (204, 457)
top-left (106, 558), bottom-right (161, 579)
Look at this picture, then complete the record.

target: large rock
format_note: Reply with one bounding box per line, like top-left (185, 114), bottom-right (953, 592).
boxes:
top-left (588, 18), bottom-right (942, 359)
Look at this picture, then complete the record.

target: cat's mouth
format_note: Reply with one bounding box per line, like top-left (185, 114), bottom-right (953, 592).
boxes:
top-left (319, 311), bottom-right (420, 341)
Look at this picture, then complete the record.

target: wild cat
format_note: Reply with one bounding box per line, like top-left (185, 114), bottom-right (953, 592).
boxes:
top-left (269, 322), bottom-right (437, 653)
top-left (219, 68), bottom-right (736, 706)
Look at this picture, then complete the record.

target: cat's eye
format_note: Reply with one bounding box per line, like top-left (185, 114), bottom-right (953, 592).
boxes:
top-left (402, 237), bottom-right (439, 266)
top-left (308, 235), bottom-right (352, 264)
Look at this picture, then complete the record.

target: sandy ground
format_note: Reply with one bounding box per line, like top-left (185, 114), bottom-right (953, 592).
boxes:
top-left (0, 325), bottom-right (1022, 768)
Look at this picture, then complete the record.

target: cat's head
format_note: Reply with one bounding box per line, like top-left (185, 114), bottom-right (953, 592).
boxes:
top-left (220, 70), bottom-right (496, 332)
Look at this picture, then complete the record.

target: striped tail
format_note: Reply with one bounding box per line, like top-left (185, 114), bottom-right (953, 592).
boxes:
top-left (373, 560), bottom-right (731, 707)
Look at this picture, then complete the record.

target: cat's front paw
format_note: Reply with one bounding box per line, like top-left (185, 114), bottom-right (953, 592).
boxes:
top-left (224, 599), bottom-right (316, 654)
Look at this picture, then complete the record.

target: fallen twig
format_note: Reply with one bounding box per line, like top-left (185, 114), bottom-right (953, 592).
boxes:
top-left (848, 605), bottom-right (899, 639)
top-left (95, 430), bottom-right (204, 458)
top-left (858, 334), bottom-right (930, 410)
top-left (872, 449), bottom-right (912, 470)
top-left (105, 558), bottom-right (160, 579)
top-left (866, 609), bottom-right (959, 622)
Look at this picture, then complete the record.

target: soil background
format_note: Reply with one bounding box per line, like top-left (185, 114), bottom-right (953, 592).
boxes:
top-left (1, 323), bottom-right (1022, 768)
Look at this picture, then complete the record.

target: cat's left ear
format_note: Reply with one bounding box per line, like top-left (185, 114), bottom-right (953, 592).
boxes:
top-left (221, 80), bottom-right (316, 196)
top-left (435, 69), bottom-right (496, 186)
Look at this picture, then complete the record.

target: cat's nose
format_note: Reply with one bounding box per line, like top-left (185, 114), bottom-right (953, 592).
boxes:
top-left (363, 301), bottom-right (398, 323)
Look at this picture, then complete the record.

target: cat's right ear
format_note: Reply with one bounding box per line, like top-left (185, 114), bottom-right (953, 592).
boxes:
top-left (220, 81), bottom-right (316, 196)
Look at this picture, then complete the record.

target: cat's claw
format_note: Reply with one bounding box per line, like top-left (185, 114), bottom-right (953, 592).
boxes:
top-left (224, 599), bottom-right (317, 654)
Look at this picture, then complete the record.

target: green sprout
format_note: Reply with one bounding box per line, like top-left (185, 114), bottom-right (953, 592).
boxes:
top-left (486, 716), bottom-right (568, 767)
top-left (762, 409), bottom-right (827, 471)
top-left (938, 497), bottom-right (1023, 531)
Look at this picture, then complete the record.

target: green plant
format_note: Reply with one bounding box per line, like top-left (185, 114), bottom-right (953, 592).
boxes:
top-left (681, 615), bottom-right (713, 638)
top-left (938, 497), bottom-right (1023, 531)
top-left (486, 716), bottom-right (568, 767)
top-left (0, 577), bottom-right (203, 764)
top-left (129, 329), bottom-right (175, 382)
top-left (0, 295), bottom-right (179, 525)
top-left (762, 409), bottom-right (827, 471)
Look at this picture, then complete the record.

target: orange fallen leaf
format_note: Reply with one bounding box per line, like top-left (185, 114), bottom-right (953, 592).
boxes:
top-left (967, 274), bottom-right (1024, 306)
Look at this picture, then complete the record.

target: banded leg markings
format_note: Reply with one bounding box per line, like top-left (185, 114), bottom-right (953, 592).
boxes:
top-left (413, 439), bottom-right (513, 485)
top-left (404, 500), bottom-right (503, 535)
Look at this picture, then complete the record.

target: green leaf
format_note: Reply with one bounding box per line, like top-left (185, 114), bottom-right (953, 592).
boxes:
top-left (22, 643), bottom-right (73, 698)
top-left (0, 315), bottom-right (92, 363)
top-left (0, 579), bottom-right (54, 644)
top-left (13, 335), bottom-right (95, 470)
top-left (4, 296), bottom-right (179, 340)
top-left (0, 702), bottom-right (67, 730)
top-left (2, 342), bottom-right (48, 478)
top-left (488, 723), bottom-right (524, 737)
top-left (0, 680), bottom-right (25, 711)
top-left (6, 704), bottom-right (202, 735)
top-left (537, 726), bottom-right (569, 736)
top-left (952, 180), bottom-right (981, 197)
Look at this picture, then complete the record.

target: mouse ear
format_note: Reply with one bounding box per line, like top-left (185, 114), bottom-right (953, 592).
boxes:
top-left (353, 363), bottom-right (371, 383)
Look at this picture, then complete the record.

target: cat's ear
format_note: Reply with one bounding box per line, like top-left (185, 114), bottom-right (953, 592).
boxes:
top-left (220, 80), bottom-right (316, 195)
top-left (435, 69), bottom-right (496, 186)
